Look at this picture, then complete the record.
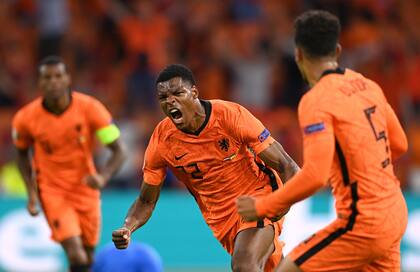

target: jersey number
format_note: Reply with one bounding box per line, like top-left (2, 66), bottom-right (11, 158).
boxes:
top-left (364, 106), bottom-right (390, 168)
top-left (175, 163), bottom-right (203, 179)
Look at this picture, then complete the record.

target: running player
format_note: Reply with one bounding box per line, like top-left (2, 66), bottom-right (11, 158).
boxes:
top-left (112, 64), bottom-right (300, 271)
top-left (12, 56), bottom-right (126, 272)
top-left (237, 10), bottom-right (408, 272)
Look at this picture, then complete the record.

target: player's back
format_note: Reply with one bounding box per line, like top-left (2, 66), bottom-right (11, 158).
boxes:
top-left (303, 68), bottom-right (407, 224)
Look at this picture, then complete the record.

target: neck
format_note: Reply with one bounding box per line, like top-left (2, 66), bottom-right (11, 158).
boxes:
top-left (44, 91), bottom-right (71, 114)
top-left (185, 100), bottom-right (206, 133)
top-left (305, 58), bottom-right (339, 87)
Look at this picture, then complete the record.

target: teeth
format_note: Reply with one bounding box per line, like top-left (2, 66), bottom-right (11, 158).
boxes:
top-left (170, 109), bottom-right (178, 114)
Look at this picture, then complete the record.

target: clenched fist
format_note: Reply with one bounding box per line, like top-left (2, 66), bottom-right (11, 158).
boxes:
top-left (112, 227), bottom-right (131, 249)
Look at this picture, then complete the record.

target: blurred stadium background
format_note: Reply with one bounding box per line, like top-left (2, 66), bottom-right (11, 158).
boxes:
top-left (0, 0), bottom-right (419, 271)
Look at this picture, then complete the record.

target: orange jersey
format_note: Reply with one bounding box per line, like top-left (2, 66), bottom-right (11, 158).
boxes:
top-left (256, 68), bottom-right (408, 222)
top-left (12, 92), bottom-right (113, 197)
top-left (143, 100), bottom-right (281, 240)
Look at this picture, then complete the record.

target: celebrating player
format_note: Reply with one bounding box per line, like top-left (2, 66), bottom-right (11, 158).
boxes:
top-left (112, 64), bottom-right (300, 271)
top-left (237, 10), bottom-right (408, 272)
top-left (12, 56), bottom-right (126, 272)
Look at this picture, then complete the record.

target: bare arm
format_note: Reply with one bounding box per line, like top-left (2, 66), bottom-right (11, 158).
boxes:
top-left (101, 138), bottom-right (127, 183)
top-left (16, 148), bottom-right (39, 216)
top-left (257, 140), bottom-right (300, 184)
top-left (83, 138), bottom-right (127, 189)
top-left (123, 182), bottom-right (161, 232)
top-left (112, 182), bottom-right (161, 249)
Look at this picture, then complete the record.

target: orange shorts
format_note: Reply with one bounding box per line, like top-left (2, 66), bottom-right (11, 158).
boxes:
top-left (220, 217), bottom-right (284, 272)
top-left (289, 197), bottom-right (407, 272)
top-left (39, 190), bottom-right (101, 247)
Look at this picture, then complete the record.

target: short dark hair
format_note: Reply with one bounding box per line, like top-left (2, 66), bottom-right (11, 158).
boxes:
top-left (294, 10), bottom-right (341, 58)
top-left (38, 55), bottom-right (67, 71)
top-left (156, 64), bottom-right (196, 86)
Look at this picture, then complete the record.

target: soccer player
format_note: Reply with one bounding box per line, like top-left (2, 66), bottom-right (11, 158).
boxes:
top-left (112, 64), bottom-right (300, 271)
top-left (237, 10), bottom-right (408, 272)
top-left (12, 56), bottom-right (126, 272)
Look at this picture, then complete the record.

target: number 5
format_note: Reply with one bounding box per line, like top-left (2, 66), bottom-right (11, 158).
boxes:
top-left (364, 106), bottom-right (390, 168)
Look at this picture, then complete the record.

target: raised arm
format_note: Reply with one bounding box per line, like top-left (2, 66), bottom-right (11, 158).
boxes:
top-left (237, 93), bottom-right (334, 221)
top-left (112, 182), bottom-right (162, 249)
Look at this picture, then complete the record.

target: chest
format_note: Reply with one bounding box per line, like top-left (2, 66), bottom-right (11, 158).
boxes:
top-left (164, 129), bottom-right (243, 180)
top-left (30, 109), bottom-right (91, 154)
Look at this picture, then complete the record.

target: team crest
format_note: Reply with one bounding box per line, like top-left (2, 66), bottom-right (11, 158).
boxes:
top-left (218, 138), bottom-right (229, 152)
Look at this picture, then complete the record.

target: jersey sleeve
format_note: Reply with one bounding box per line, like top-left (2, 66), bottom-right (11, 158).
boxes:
top-left (255, 92), bottom-right (335, 217)
top-left (12, 110), bottom-right (33, 149)
top-left (385, 103), bottom-right (408, 160)
top-left (87, 97), bottom-right (121, 145)
top-left (229, 104), bottom-right (274, 154)
top-left (142, 126), bottom-right (167, 186)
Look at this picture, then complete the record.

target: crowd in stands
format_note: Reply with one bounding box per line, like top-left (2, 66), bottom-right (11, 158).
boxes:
top-left (0, 0), bottom-right (419, 193)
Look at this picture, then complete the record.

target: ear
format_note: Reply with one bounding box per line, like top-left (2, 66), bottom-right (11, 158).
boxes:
top-left (191, 85), bottom-right (199, 99)
top-left (66, 73), bottom-right (72, 85)
top-left (335, 44), bottom-right (342, 59)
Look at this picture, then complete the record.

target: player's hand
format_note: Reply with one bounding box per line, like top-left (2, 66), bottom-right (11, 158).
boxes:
top-left (236, 196), bottom-right (259, 222)
top-left (112, 227), bottom-right (131, 249)
top-left (27, 196), bottom-right (40, 216)
top-left (82, 174), bottom-right (106, 190)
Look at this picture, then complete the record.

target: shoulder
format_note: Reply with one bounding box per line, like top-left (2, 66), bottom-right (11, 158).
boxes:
top-left (13, 97), bottom-right (42, 122)
top-left (210, 99), bottom-right (243, 111)
top-left (72, 91), bottom-right (102, 106)
top-left (209, 99), bottom-right (248, 119)
top-left (150, 117), bottom-right (175, 143)
top-left (299, 71), bottom-right (350, 113)
top-left (298, 84), bottom-right (329, 115)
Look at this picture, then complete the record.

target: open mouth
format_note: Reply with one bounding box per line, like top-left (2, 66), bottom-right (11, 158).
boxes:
top-left (169, 108), bottom-right (183, 122)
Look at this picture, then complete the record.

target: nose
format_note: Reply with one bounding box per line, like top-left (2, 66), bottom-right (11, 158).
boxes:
top-left (167, 95), bottom-right (176, 105)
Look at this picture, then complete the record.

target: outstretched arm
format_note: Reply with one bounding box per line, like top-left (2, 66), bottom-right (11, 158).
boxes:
top-left (238, 93), bottom-right (335, 221)
top-left (257, 134), bottom-right (334, 217)
top-left (238, 134), bottom-right (334, 221)
top-left (112, 182), bottom-right (161, 249)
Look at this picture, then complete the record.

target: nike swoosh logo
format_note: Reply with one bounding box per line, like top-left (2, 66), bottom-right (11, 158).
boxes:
top-left (175, 153), bottom-right (188, 160)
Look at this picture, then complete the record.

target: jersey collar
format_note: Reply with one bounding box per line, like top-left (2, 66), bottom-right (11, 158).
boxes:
top-left (41, 90), bottom-right (73, 116)
top-left (182, 99), bottom-right (212, 136)
top-left (321, 67), bottom-right (345, 78)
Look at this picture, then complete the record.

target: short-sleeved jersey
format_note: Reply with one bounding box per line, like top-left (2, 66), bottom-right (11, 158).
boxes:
top-left (143, 100), bottom-right (280, 239)
top-left (12, 92), bottom-right (113, 196)
top-left (299, 68), bottom-right (403, 218)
